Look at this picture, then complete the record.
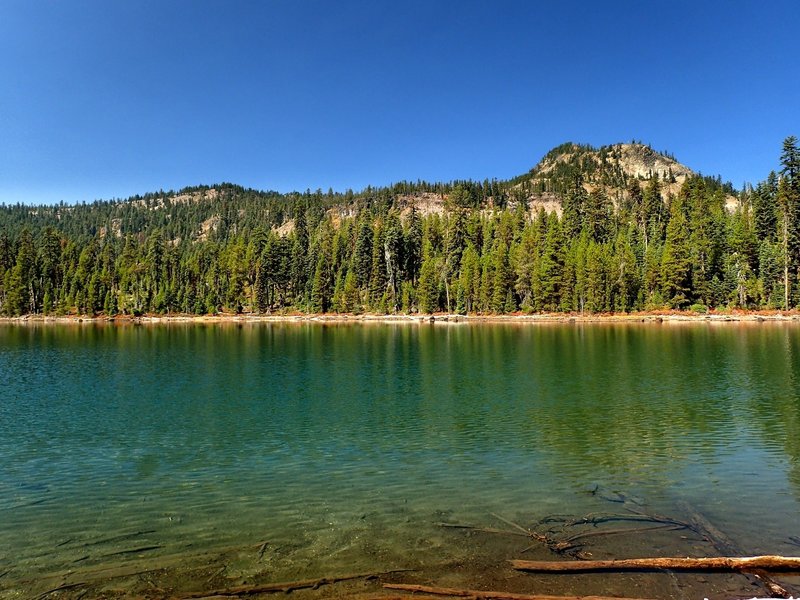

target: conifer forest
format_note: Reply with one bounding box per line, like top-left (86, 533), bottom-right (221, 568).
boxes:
top-left (1, 137), bottom-right (799, 317)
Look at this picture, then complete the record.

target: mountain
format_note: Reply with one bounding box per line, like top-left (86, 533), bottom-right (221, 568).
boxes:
top-left (514, 141), bottom-right (740, 215)
top-left (389, 142), bottom-right (736, 218)
top-left (0, 142), bottom-right (737, 244)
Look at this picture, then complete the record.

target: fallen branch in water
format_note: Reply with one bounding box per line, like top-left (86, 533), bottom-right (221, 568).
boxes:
top-left (511, 555), bottom-right (800, 573)
top-left (35, 582), bottom-right (86, 600)
top-left (490, 513), bottom-right (576, 553)
top-left (563, 524), bottom-right (683, 544)
top-left (176, 568), bottom-right (414, 598)
top-left (437, 523), bottom-right (530, 538)
top-left (383, 583), bottom-right (655, 600)
top-left (490, 513), bottom-right (549, 544)
top-left (206, 565), bottom-right (227, 584)
top-left (256, 541), bottom-right (269, 560)
top-left (622, 508), bottom-right (693, 529)
top-left (439, 515), bottom-right (578, 555)
top-left (563, 512), bottom-right (690, 529)
top-left (80, 530), bottom-right (157, 548)
top-left (101, 544), bottom-right (163, 558)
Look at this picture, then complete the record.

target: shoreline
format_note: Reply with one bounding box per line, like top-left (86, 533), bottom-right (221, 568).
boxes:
top-left (2, 309), bottom-right (800, 325)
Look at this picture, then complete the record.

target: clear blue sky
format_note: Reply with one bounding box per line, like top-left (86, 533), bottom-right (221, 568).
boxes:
top-left (1, 1), bottom-right (798, 204)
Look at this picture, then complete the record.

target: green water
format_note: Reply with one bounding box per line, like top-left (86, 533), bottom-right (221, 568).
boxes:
top-left (1, 322), bottom-right (800, 597)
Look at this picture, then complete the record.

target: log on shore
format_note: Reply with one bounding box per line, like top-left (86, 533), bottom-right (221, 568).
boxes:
top-left (511, 555), bottom-right (800, 573)
top-left (383, 583), bottom-right (655, 600)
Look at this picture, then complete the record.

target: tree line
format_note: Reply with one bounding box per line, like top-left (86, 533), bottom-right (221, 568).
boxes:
top-left (0, 137), bottom-right (798, 317)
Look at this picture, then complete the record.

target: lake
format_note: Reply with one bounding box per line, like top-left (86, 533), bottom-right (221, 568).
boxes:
top-left (1, 322), bottom-right (799, 599)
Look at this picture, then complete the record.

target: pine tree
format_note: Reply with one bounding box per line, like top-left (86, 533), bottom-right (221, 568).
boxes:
top-left (353, 219), bottom-right (373, 289)
top-left (513, 227), bottom-right (538, 312)
top-left (561, 180), bottom-right (586, 240)
top-left (342, 269), bottom-right (360, 313)
top-left (585, 241), bottom-right (607, 313)
top-left (458, 245), bottom-right (480, 313)
top-left (781, 136), bottom-right (800, 184)
top-left (369, 221), bottom-right (387, 308)
top-left (777, 177), bottom-right (794, 309)
top-left (491, 241), bottom-right (512, 313)
top-left (642, 175), bottom-right (666, 247)
top-left (291, 209), bottom-right (309, 307)
top-left (752, 179), bottom-right (777, 243)
top-left (417, 249), bottom-right (439, 314)
top-left (661, 196), bottom-right (692, 308)
top-left (310, 252), bottom-right (332, 313)
top-left (405, 206), bottom-right (423, 284)
top-left (383, 211), bottom-right (404, 311)
top-left (537, 215), bottom-right (565, 312)
top-left (611, 227), bottom-right (639, 312)
top-left (779, 136), bottom-right (800, 307)
top-left (585, 190), bottom-right (611, 242)
top-left (5, 229), bottom-right (37, 315)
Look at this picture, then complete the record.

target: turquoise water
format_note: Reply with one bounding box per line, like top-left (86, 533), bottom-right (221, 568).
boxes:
top-left (1, 322), bottom-right (800, 596)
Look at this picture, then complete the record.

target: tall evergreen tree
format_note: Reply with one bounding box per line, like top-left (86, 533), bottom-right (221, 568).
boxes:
top-left (661, 196), bottom-right (692, 308)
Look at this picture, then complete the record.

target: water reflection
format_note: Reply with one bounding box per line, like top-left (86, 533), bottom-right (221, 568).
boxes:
top-left (1, 321), bottom-right (799, 580)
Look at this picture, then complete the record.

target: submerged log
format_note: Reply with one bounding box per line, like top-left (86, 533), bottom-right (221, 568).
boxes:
top-left (676, 501), bottom-right (738, 554)
top-left (176, 568), bottom-right (414, 598)
top-left (383, 583), bottom-right (655, 600)
top-left (511, 555), bottom-right (800, 573)
top-left (677, 500), bottom-right (794, 598)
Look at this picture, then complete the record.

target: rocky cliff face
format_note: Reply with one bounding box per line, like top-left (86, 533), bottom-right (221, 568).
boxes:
top-left (519, 142), bottom-right (699, 215)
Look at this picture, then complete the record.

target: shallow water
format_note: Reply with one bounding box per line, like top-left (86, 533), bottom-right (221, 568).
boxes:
top-left (1, 322), bottom-right (800, 597)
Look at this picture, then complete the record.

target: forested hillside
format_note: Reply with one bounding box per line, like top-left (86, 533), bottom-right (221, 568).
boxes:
top-left (1, 138), bottom-right (798, 317)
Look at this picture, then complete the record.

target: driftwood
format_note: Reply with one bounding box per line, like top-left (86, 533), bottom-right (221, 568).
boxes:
top-left (176, 569), bottom-right (414, 599)
top-left (383, 583), bottom-right (655, 600)
top-left (511, 555), bottom-right (800, 573)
